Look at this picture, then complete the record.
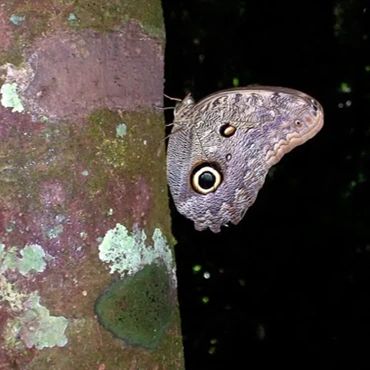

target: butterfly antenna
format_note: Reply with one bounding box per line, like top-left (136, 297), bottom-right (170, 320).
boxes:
top-left (152, 103), bottom-right (176, 111)
top-left (164, 93), bottom-right (182, 102)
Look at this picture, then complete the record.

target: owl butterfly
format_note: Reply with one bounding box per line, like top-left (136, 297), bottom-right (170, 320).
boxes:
top-left (166, 86), bottom-right (324, 233)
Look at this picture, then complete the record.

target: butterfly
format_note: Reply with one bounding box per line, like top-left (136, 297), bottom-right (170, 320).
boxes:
top-left (166, 86), bottom-right (324, 232)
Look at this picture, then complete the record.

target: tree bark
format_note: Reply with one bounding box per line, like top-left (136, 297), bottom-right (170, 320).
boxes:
top-left (0, 1), bottom-right (184, 369)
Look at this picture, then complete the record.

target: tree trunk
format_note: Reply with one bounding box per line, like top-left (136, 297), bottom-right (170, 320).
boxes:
top-left (0, 1), bottom-right (184, 369)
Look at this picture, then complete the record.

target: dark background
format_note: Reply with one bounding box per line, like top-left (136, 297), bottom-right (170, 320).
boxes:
top-left (161, 0), bottom-right (369, 369)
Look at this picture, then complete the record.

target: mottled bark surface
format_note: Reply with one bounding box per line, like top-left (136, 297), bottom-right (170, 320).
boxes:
top-left (0, 1), bottom-right (184, 369)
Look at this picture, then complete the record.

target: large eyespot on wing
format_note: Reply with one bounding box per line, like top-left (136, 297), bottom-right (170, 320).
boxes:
top-left (190, 162), bottom-right (223, 194)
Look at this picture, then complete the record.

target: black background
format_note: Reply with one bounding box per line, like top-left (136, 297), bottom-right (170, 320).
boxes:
top-left (161, 1), bottom-right (370, 369)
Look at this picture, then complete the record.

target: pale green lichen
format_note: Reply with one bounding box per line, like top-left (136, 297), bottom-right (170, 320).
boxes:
top-left (0, 62), bottom-right (35, 113)
top-left (18, 245), bottom-right (46, 275)
top-left (9, 14), bottom-right (26, 25)
top-left (0, 244), bottom-right (46, 276)
top-left (80, 231), bottom-right (88, 239)
top-left (45, 224), bottom-right (64, 239)
top-left (5, 293), bottom-right (68, 349)
top-left (0, 246), bottom-right (18, 273)
top-left (116, 123), bottom-right (127, 138)
top-left (39, 115), bottom-right (49, 122)
top-left (68, 13), bottom-right (78, 21)
top-left (0, 275), bottom-right (27, 312)
top-left (1, 244), bottom-right (68, 350)
top-left (98, 224), bottom-right (176, 283)
top-left (0, 82), bottom-right (24, 112)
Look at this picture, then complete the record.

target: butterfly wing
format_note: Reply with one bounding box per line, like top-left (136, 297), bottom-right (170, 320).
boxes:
top-left (167, 87), bottom-right (324, 232)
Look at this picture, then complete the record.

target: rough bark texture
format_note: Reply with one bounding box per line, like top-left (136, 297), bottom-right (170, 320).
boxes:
top-left (0, 1), bottom-right (184, 369)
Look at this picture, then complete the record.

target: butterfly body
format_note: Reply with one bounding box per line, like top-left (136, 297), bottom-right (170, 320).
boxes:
top-left (167, 87), bottom-right (324, 232)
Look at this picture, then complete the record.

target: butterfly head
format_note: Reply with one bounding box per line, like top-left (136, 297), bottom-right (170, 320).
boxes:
top-left (173, 93), bottom-right (195, 118)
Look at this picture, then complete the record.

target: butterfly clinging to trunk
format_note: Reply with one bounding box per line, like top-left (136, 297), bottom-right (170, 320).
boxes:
top-left (166, 86), bottom-right (324, 232)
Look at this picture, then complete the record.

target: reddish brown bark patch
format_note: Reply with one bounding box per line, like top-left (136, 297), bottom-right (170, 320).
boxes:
top-left (39, 180), bottom-right (67, 208)
top-left (0, 8), bottom-right (13, 51)
top-left (24, 22), bottom-right (164, 120)
top-left (106, 175), bottom-right (153, 227)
